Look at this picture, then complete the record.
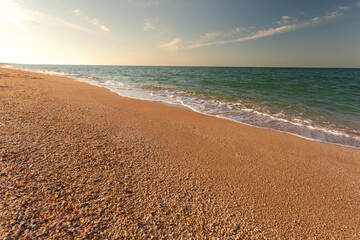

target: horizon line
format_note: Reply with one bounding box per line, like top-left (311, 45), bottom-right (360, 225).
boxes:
top-left (3, 62), bottom-right (360, 69)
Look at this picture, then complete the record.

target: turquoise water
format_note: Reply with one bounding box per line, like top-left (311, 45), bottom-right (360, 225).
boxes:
top-left (12, 64), bottom-right (360, 148)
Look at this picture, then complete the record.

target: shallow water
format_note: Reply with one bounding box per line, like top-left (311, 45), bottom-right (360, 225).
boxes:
top-left (13, 64), bottom-right (360, 148)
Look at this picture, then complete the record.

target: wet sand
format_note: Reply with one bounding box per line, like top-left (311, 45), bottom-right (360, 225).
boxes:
top-left (0, 67), bottom-right (359, 239)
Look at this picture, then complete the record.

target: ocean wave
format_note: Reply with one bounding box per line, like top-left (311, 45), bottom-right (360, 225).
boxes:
top-left (0, 64), bottom-right (13, 69)
top-left (12, 64), bottom-right (360, 149)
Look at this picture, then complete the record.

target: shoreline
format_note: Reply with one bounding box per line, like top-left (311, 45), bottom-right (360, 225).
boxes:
top-left (8, 64), bottom-right (360, 150)
top-left (1, 67), bottom-right (359, 238)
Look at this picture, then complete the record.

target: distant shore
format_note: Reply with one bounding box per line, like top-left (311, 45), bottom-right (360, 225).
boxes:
top-left (1, 67), bottom-right (359, 239)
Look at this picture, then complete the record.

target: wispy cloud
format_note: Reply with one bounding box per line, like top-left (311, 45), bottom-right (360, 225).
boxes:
top-left (184, 24), bottom-right (298, 49)
top-left (282, 15), bottom-right (290, 20)
top-left (142, 16), bottom-right (170, 39)
top-left (0, 0), bottom-right (92, 32)
top-left (199, 32), bottom-right (220, 41)
top-left (338, 6), bottom-right (350, 11)
top-left (277, 15), bottom-right (291, 25)
top-left (159, 38), bottom-right (182, 52)
top-left (143, 19), bottom-right (157, 32)
top-left (198, 27), bottom-right (245, 43)
top-left (0, 0), bottom-right (36, 29)
top-left (162, 5), bottom-right (350, 52)
top-left (72, 9), bottom-right (110, 32)
top-left (63, 21), bottom-right (92, 32)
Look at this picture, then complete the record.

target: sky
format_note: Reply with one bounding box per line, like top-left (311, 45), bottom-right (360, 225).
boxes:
top-left (0, 0), bottom-right (359, 67)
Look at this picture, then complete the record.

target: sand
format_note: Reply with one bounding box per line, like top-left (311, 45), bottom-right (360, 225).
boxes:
top-left (0, 67), bottom-right (359, 239)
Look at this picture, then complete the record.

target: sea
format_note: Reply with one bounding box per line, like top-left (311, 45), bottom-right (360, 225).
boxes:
top-left (9, 64), bottom-right (360, 149)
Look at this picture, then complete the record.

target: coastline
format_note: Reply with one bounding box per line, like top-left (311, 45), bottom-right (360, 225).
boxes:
top-left (1, 67), bottom-right (359, 238)
top-left (12, 64), bottom-right (360, 150)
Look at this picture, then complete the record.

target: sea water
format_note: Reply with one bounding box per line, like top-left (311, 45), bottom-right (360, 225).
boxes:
top-left (12, 64), bottom-right (360, 149)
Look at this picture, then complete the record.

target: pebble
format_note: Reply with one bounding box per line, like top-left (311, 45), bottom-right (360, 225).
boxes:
top-left (1, 68), bottom-right (357, 239)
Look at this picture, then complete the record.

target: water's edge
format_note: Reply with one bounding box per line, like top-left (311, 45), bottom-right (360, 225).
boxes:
top-left (5, 64), bottom-right (360, 150)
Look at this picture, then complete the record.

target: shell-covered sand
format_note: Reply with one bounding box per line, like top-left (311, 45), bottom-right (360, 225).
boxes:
top-left (0, 68), bottom-right (359, 239)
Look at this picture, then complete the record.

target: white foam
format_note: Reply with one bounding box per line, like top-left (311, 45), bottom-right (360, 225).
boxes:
top-left (0, 64), bottom-right (13, 69)
top-left (12, 64), bottom-right (360, 149)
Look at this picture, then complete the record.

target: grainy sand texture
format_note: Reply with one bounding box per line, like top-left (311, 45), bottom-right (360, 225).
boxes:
top-left (0, 67), bottom-right (359, 239)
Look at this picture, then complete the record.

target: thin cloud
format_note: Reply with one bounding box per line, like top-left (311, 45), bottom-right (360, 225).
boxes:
top-left (143, 17), bottom-right (170, 40)
top-left (231, 27), bottom-right (242, 34)
top-left (63, 21), bottom-right (92, 32)
top-left (72, 9), bottom-right (80, 15)
top-left (0, 0), bottom-right (37, 29)
top-left (182, 6), bottom-right (348, 50)
top-left (186, 24), bottom-right (297, 49)
top-left (277, 15), bottom-right (291, 25)
top-left (199, 32), bottom-right (220, 41)
top-left (0, 0), bottom-right (91, 32)
top-left (338, 6), bottom-right (350, 10)
top-left (193, 27), bottom-right (243, 45)
top-left (159, 38), bottom-right (182, 52)
top-left (143, 19), bottom-right (156, 32)
top-left (72, 9), bottom-right (110, 32)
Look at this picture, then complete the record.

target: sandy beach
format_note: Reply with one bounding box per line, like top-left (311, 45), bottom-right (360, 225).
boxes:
top-left (0, 67), bottom-right (359, 239)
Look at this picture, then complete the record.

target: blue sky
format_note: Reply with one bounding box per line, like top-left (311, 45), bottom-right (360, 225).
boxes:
top-left (0, 0), bottom-right (359, 67)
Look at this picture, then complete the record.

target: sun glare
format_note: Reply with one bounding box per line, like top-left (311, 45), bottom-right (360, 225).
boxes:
top-left (0, 0), bottom-right (33, 28)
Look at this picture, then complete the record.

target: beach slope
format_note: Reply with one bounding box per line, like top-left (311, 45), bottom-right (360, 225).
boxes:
top-left (0, 67), bottom-right (359, 239)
